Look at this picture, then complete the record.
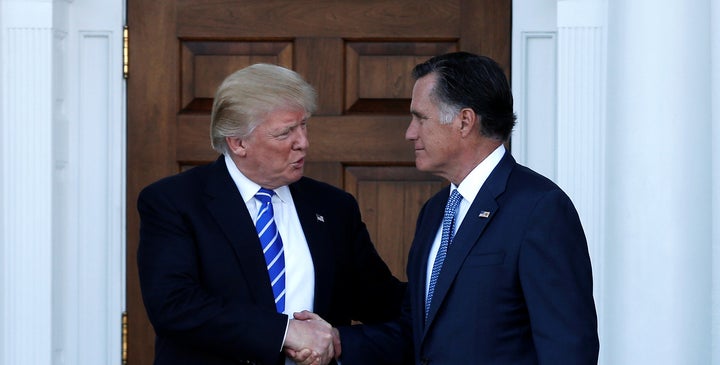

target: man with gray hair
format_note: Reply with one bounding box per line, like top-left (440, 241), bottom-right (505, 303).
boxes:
top-left (337, 52), bottom-right (599, 364)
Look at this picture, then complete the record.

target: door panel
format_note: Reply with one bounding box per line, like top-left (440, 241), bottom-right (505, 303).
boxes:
top-left (127, 1), bottom-right (510, 363)
top-left (345, 166), bottom-right (447, 281)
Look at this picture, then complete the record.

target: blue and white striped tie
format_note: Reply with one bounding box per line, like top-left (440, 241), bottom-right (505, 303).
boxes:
top-left (426, 188), bottom-right (462, 320)
top-left (255, 188), bottom-right (286, 313)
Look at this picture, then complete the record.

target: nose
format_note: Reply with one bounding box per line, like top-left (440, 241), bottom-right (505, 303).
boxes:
top-left (405, 119), bottom-right (418, 141)
top-left (294, 127), bottom-right (309, 150)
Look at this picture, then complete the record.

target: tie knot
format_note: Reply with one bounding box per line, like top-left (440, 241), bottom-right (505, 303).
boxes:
top-left (443, 189), bottom-right (462, 224)
top-left (255, 188), bottom-right (275, 204)
top-left (448, 189), bottom-right (462, 208)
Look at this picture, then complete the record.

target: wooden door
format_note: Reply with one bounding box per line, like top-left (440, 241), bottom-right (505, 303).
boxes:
top-left (126, 0), bottom-right (510, 363)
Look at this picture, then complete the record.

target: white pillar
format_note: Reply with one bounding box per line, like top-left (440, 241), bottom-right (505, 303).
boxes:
top-left (605, 1), bottom-right (713, 364)
top-left (0, 1), bottom-right (58, 363)
top-left (712, 0), bottom-right (720, 362)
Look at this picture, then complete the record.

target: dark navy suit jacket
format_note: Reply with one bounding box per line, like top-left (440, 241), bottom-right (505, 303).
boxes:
top-left (137, 156), bottom-right (405, 365)
top-left (340, 152), bottom-right (599, 364)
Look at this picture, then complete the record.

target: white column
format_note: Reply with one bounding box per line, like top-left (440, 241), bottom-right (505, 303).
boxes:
top-left (605, 1), bottom-right (713, 364)
top-left (555, 3), bottom-right (607, 362)
top-left (712, 0), bottom-right (720, 363)
top-left (0, 1), bottom-right (57, 364)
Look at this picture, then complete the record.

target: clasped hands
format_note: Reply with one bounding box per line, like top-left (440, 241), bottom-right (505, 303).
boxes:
top-left (283, 310), bottom-right (341, 365)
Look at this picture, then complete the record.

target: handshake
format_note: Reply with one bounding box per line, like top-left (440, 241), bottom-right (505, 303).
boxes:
top-left (283, 310), bottom-right (341, 365)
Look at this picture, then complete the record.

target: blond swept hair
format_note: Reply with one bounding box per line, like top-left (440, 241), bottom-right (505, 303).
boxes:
top-left (210, 64), bottom-right (317, 153)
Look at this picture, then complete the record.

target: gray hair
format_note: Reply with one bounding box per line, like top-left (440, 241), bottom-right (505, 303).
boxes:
top-left (210, 64), bottom-right (317, 153)
top-left (434, 95), bottom-right (462, 125)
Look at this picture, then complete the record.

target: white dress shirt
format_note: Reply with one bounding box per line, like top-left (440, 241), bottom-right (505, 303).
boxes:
top-left (224, 154), bottom-right (315, 363)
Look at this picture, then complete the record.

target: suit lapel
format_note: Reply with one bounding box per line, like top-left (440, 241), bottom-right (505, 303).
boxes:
top-left (202, 156), bottom-right (276, 308)
top-left (423, 153), bottom-right (516, 333)
top-left (289, 179), bottom-right (334, 316)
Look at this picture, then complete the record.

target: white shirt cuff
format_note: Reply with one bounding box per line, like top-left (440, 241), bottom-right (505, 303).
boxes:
top-left (280, 316), bottom-right (291, 351)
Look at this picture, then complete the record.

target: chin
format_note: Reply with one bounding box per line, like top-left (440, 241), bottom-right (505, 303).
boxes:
top-left (287, 170), bottom-right (303, 183)
top-left (414, 160), bottom-right (429, 172)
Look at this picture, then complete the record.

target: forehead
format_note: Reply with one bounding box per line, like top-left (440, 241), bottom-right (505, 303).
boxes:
top-left (412, 74), bottom-right (437, 98)
top-left (262, 108), bottom-right (307, 124)
top-left (411, 74), bottom-right (438, 112)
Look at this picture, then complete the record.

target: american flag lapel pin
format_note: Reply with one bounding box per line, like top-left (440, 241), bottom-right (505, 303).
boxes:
top-left (316, 214), bottom-right (325, 222)
top-left (478, 211), bottom-right (491, 218)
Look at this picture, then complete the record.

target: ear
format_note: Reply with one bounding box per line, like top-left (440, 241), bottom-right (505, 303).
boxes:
top-left (226, 136), bottom-right (247, 157)
top-left (458, 108), bottom-right (478, 138)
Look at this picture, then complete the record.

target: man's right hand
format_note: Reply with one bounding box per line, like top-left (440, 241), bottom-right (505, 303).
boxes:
top-left (283, 311), bottom-right (335, 365)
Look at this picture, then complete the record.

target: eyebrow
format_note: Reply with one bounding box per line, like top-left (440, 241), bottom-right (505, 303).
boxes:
top-left (410, 110), bottom-right (427, 119)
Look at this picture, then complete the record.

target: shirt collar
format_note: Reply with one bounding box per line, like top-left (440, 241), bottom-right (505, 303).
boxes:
top-left (223, 153), bottom-right (292, 204)
top-left (452, 144), bottom-right (505, 202)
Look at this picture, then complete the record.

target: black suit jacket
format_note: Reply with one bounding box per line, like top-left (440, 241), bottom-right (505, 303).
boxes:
top-left (340, 153), bottom-right (599, 364)
top-left (137, 156), bottom-right (405, 365)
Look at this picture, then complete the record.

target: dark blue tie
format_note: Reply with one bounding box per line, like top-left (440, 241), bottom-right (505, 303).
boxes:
top-left (426, 188), bottom-right (462, 319)
top-left (255, 188), bottom-right (286, 313)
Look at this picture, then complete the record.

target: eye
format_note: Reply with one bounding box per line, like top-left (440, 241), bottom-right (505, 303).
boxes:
top-left (410, 111), bottom-right (428, 124)
top-left (273, 128), bottom-right (291, 139)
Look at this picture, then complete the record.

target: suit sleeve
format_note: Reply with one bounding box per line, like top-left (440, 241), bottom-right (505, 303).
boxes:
top-left (338, 290), bottom-right (413, 365)
top-left (341, 192), bottom-right (407, 323)
top-left (137, 184), bottom-right (288, 365)
top-left (519, 189), bottom-right (599, 364)
top-left (334, 192), bottom-right (421, 365)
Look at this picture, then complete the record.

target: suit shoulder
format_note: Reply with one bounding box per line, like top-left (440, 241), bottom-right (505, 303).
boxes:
top-left (504, 163), bottom-right (578, 210)
top-left (294, 177), bottom-right (352, 199)
top-left (510, 163), bottom-right (564, 192)
top-left (139, 163), bottom-right (214, 199)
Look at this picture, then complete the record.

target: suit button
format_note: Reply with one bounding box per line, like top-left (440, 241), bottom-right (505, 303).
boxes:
top-left (420, 358), bottom-right (430, 365)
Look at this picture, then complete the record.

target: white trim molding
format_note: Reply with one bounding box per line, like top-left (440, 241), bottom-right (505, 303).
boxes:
top-left (513, 31), bottom-right (558, 181)
top-left (72, 29), bottom-right (126, 365)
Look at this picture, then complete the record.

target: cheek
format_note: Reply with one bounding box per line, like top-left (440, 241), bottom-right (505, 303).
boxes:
top-left (420, 123), bottom-right (439, 139)
top-left (422, 130), bottom-right (442, 150)
top-left (270, 144), bottom-right (294, 166)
